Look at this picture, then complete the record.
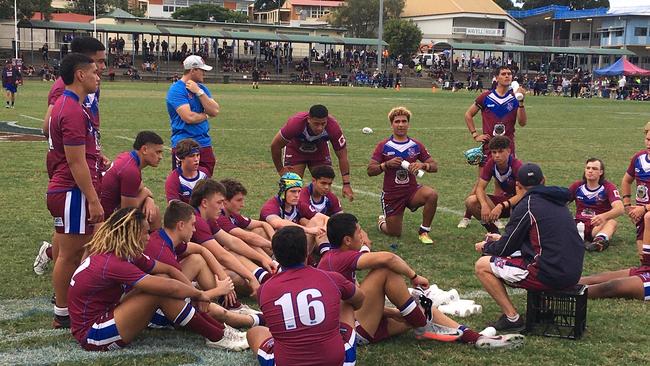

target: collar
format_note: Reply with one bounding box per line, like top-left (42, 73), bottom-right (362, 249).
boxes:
top-left (63, 89), bottom-right (80, 102)
top-left (158, 228), bottom-right (175, 251)
top-left (281, 263), bottom-right (306, 270)
top-left (129, 150), bottom-right (141, 168)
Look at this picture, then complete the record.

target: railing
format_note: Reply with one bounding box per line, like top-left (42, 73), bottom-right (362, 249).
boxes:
top-left (452, 27), bottom-right (504, 37)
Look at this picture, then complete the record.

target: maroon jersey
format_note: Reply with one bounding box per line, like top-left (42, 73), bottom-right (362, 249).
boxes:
top-left (280, 112), bottom-right (346, 163)
top-left (191, 210), bottom-right (219, 244)
top-left (569, 180), bottom-right (620, 222)
top-left (216, 209), bottom-right (252, 233)
top-left (68, 253), bottom-right (155, 344)
top-left (46, 90), bottom-right (101, 193)
top-left (317, 249), bottom-right (363, 283)
top-left (626, 149), bottom-right (650, 204)
top-left (164, 166), bottom-right (209, 203)
top-left (371, 137), bottom-right (431, 194)
top-left (260, 196), bottom-right (301, 223)
top-left (298, 183), bottom-right (342, 219)
top-left (100, 151), bottom-right (141, 216)
top-left (257, 265), bottom-right (355, 366)
top-left (49, 77), bottom-right (100, 127)
top-left (480, 155), bottom-right (522, 197)
top-left (144, 228), bottom-right (188, 271)
top-left (2, 66), bottom-right (20, 85)
top-left (475, 89), bottom-right (519, 143)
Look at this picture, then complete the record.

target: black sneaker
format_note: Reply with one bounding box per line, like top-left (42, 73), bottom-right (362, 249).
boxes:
top-left (53, 315), bottom-right (70, 329)
top-left (490, 314), bottom-right (525, 332)
top-left (50, 293), bottom-right (56, 304)
top-left (585, 238), bottom-right (609, 252)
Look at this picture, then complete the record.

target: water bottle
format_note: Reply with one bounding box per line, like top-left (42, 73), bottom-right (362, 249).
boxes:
top-left (577, 222), bottom-right (585, 241)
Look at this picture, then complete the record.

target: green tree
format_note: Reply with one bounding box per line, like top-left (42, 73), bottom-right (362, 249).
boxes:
top-left (331, 0), bottom-right (405, 38)
top-left (383, 18), bottom-right (422, 60)
top-left (254, 0), bottom-right (285, 11)
top-left (172, 4), bottom-right (248, 23)
top-left (0, 0), bottom-right (52, 20)
top-left (67, 0), bottom-right (111, 15)
top-left (493, 0), bottom-right (515, 10)
top-left (522, 0), bottom-right (609, 10)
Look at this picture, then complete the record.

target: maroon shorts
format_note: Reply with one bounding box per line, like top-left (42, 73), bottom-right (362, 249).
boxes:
top-left (283, 145), bottom-right (332, 170)
top-left (172, 146), bottom-right (215, 177)
top-left (381, 185), bottom-right (420, 218)
top-left (80, 309), bottom-right (129, 351)
top-left (46, 187), bottom-right (95, 235)
top-left (489, 194), bottom-right (512, 218)
top-left (629, 266), bottom-right (650, 300)
top-left (355, 316), bottom-right (391, 344)
top-left (575, 218), bottom-right (596, 242)
top-left (489, 256), bottom-right (554, 291)
top-left (636, 214), bottom-right (645, 241)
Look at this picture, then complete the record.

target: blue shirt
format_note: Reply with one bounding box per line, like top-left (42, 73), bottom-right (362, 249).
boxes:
top-left (166, 80), bottom-right (212, 147)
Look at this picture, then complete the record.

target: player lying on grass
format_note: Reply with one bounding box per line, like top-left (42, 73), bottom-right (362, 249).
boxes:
top-left (145, 200), bottom-right (269, 350)
top-left (319, 213), bottom-right (524, 349)
top-left (100, 131), bottom-right (163, 230)
top-left (464, 136), bottom-right (524, 234)
top-left (568, 157), bottom-right (624, 252)
top-left (68, 208), bottom-right (230, 351)
top-left (247, 226), bottom-right (365, 366)
top-left (219, 178), bottom-right (275, 254)
top-left (260, 172), bottom-right (328, 255)
top-left (165, 138), bottom-right (210, 204)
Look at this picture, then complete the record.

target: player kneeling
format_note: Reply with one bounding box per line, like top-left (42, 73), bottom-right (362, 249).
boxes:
top-left (319, 213), bottom-right (524, 349)
top-left (68, 208), bottom-right (230, 351)
top-left (247, 226), bottom-right (365, 366)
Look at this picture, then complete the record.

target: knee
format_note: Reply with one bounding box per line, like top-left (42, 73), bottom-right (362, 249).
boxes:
top-left (426, 188), bottom-right (438, 203)
top-left (474, 256), bottom-right (491, 276)
top-left (184, 253), bottom-right (206, 267)
top-left (643, 211), bottom-right (650, 223)
top-left (465, 195), bottom-right (478, 209)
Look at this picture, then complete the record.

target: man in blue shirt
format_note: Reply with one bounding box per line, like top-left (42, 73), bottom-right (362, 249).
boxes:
top-left (166, 55), bottom-right (220, 176)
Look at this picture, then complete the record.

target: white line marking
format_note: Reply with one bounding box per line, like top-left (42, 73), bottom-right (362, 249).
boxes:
top-left (19, 114), bottom-right (42, 122)
top-left (462, 288), bottom-right (526, 300)
top-left (332, 184), bottom-right (464, 216)
top-left (7, 121), bottom-right (42, 131)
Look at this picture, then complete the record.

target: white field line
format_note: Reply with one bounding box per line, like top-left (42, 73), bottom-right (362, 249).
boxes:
top-left (7, 121), bottom-right (42, 131)
top-left (0, 329), bottom-right (68, 344)
top-left (0, 298), bottom-right (51, 322)
top-left (19, 114), bottom-right (42, 122)
top-left (332, 183), bottom-right (465, 216)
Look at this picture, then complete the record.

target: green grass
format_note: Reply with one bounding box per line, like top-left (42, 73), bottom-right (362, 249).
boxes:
top-left (1, 81), bottom-right (649, 365)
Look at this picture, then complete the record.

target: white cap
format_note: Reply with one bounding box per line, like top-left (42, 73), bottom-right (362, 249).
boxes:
top-left (183, 55), bottom-right (212, 71)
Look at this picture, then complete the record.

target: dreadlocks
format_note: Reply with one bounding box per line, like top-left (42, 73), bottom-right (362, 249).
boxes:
top-left (85, 207), bottom-right (147, 259)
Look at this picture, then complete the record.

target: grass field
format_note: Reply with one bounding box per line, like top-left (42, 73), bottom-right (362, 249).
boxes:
top-left (0, 81), bottom-right (649, 365)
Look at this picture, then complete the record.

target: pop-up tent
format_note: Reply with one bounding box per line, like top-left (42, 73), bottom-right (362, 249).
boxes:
top-left (594, 57), bottom-right (650, 76)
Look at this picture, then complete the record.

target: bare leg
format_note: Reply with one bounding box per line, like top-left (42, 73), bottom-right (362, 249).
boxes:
top-left (475, 256), bottom-right (517, 317)
top-left (284, 164), bottom-right (306, 178)
top-left (382, 214), bottom-right (403, 237)
top-left (247, 326), bottom-right (272, 355)
top-left (585, 276), bottom-right (645, 300)
top-left (591, 219), bottom-right (617, 240)
top-left (207, 303), bottom-right (254, 328)
top-left (52, 233), bottom-right (92, 308)
top-left (180, 254), bottom-right (216, 289)
top-left (408, 186), bottom-right (438, 229)
top-left (579, 269), bottom-right (630, 285)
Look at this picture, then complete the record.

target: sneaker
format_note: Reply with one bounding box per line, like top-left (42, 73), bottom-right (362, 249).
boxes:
top-left (418, 232), bottom-right (434, 245)
top-left (34, 241), bottom-right (52, 275)
top-left (229, 303), bottom-right (262, 316)
top-left (205, 325), bottom-right (249, 351)
top-left (414, 322), bottom-right (463, 342)
top-left (377, 215), bottom-right (386, 232)
top-left (50, 293), bottom-right (56, 304)
top-left (495, 219), bottom-right (506, 230)
top-left (4, 104), bottom-right (8, 108)
top-left (457, 217), bottom-right (471, 229)
top-left (585, 238), bottom-right (609, 252)
top-left (475, 333), bottom-right (525, 349)
top-left (489, 314), bottom-right (525, 332)
top-left (53, 315), bottom-right (70, 329)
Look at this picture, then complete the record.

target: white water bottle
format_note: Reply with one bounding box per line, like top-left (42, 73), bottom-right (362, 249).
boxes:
top-left (511, 81), bottom-right (524, 101)
top-left (401, 160), bottom-right (425, 178)
top-left (576, 222), bottom-right (585, 241)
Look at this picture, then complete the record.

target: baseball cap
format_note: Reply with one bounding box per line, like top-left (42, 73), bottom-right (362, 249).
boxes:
top-left (183, 55), bottom-right (212, 71)
top-left (517, 163), bottom-right (544, 187)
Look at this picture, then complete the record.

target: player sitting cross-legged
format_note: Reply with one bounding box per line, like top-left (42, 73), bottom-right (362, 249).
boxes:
top-left (319, 213), bottom-right (525, 349)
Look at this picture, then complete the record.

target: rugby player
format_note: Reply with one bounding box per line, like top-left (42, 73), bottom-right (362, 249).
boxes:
top-left (621, 126), bottom-right (650, 258)
top-left (165, 138), bottom-right (209, 204)
top-left (2, 59), bottom-right (21, 108)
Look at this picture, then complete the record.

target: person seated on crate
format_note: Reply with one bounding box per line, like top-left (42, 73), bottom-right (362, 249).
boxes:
top-left (474, 163), bottom-right (585, 332)
top-left (579, 242), bottom-right (650, 301)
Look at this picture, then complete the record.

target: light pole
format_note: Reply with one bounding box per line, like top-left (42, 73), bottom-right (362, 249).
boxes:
top-left (93, 0), bottom-right (97, 38)
top-left (14, 0), bottom-right (18, 59)
top-left (377, 0), bottom-right (383, 73)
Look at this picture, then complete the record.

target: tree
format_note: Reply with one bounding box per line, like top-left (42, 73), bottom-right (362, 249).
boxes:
top-left (383, 19), bottom-right (422, 60)
top-left (331, 0), bottom-right (405, 38)
top-left (67, 0), bottom-right (111, 15)
top-left (254, 0), bottom-right (285, 11)
top-left (0, 0), bottom-right (52, 20)
top-left (493, 0), bottom-right (515, 10)
top-left (522, 0), bottom-right (609, 10)
top-left (172, 4), bottom-right (248, 23)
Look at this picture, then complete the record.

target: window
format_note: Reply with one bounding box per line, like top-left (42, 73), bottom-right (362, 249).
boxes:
top-left (642, 57), bottom-right (650, 64)
top-left (602, 31), bottom-right (609, 37)
top-left (614, 30), bottom-right (623, 37)
top-left (571, 33), bottom-right (581, 41)
top-left (634, 27), bottom-right (648, 37)
top-left (592, 32), bottom-right (600, 39)
top-left (581, 32), bottom-right (590, 40)
top-left (629, 56), bottom-right (639, 64)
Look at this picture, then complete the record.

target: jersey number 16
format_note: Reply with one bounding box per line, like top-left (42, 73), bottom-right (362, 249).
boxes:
top-left (274, 289), bottom-right (326, 330)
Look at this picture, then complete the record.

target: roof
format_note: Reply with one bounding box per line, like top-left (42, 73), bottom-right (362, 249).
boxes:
top-left (98, 8), bottom-right (137, 19)
top-left (594, 57), bottom-right (650, 76)
top-left (18, 19), bottom-right (387, 46)
top-left (286, 0), bottom-right (344, 7)
top-left (31, 12), bottom-right (93, 23)
top-left (402, 0), bottom-right (508, 18)
top-left (508, 5), bottom-right (609, 20)
top-left (440, 41), bottom-right (635, 56)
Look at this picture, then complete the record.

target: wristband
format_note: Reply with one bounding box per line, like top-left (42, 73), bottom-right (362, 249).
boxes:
top-left (622, 194), bottom-right (632, 198)
top-left (624, 203), bottom-right (631, 207)
top-left (470, 130), bottom-right (477, 135)
top-left (343, 182), bottom-right (351, 186)
top-left (518, 105), bottom-right (525, 108)
top-left (410, 272), bottom-right (418, 280)
top-left (499, 202), bottom-right (506, 209)
top-left (342, 172), bottom-right (350, 176)
top-left (505, 200), bottom-right (511, 208)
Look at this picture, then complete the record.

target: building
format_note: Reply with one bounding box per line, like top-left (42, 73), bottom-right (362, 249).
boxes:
top-left (401, 0), bottom-right (526, 47)
top-left (131, 0), bottom-right (254, 19)
top-left (251, 0), bottom-right (344, 27)
top-left (509, 0), bottom-right (650, 68)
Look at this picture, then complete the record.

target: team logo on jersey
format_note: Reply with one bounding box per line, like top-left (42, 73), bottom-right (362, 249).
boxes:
top-left (338, 135), bottom-right (346, 147)
top-left (493, 257), bottom-right (506, 269)
top-left (395, 168), bottom-right (410, 185)
top-left (506, 102), bottom-right (514, 111)
top-left (493, 123), bottom-right (506, 136)
top-left (299, 142), bottom-right (317, 153)
top-left (53, 217), bottom-right (63, 227)
top-left (614, 189), bottom-right (621, 198)
top-left (637, 185), bottom-right (648, 201)
top-left (407, 147), bottom-right (417, 157)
